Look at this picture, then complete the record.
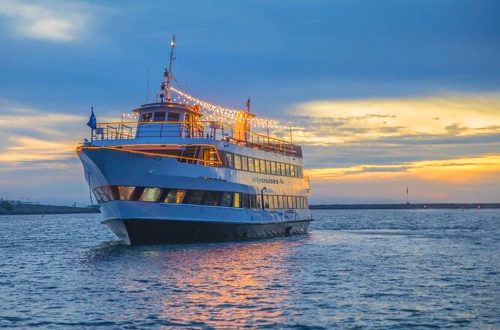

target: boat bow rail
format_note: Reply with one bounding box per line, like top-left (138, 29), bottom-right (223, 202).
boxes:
top-left (91, 120), bottom-right (303, 157)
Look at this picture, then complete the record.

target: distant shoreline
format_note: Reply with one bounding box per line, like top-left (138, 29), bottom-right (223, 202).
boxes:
top-left (310, 203), bottom-right (500, 210)
top-left (0, 201), bottom-right (99, 216)
top-left (1, 201), bottom-right (499, 216)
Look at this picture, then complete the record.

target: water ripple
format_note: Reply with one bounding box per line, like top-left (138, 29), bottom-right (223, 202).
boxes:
top-left (0, 210), bottom-right (499, 328)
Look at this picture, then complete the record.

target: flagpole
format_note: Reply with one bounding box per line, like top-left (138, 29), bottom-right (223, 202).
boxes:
top-left (90, 106), bottom-right (94, 142)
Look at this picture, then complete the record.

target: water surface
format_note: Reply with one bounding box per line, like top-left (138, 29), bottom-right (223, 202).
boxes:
top-left (0, 209), bottom-right (498, 328)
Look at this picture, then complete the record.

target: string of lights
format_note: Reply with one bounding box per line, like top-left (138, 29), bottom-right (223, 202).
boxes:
top-left (120, 88), bottom-right (286, 130)
top-left (171, 87), bottom-right (281, 129)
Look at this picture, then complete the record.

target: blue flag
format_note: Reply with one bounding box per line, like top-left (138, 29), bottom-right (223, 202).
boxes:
top-left (87, 107), bottom-right (96, 129)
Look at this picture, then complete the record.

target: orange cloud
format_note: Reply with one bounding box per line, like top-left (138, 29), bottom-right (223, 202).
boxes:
top-left (305, 154), bottom-right (500, 184)
top-left (288, 92), bottom-right (500, 145)
top-left (0, 136), bottom-right (76, 165)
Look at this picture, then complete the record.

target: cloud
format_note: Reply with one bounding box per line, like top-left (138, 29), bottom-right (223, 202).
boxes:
top-left (305, 154), bottom-right (500, 183)
top-left (0, 0), bottom-right (92, 42)
top-left (306, 154), bottom-right (500, 203)
top-left (0, 101), bottom-right (89, 170)
top-left (287, 92), bottom-right (500, 146)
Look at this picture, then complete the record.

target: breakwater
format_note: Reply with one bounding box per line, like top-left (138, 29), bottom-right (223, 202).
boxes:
top-left (0, 200), bottom-right (99, 216)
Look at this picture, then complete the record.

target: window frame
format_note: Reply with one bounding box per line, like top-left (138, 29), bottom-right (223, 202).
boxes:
top-left (139, 187), bottom-right (163, 202)
top-left (153, 111), bottom-right (166, 121)
top-left (254, 158), bottom-right (260, 173)
top-left (260, 159), bottom-right (266, 174)
top-left (234, 154), bottom-right (242, 170)
top-left (248, 157), bottom-right (255, 172)
top-left (241, 156), bottom-right (248, 171)
top-left (224, 152), bottom-right (234, 168)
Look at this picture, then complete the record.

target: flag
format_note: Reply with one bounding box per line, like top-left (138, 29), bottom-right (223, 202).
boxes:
top-left (87, 107), bottom-right (96, 129)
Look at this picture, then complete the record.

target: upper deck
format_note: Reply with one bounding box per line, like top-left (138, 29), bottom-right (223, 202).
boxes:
top-left (91, 119), bottom-right (303, 158)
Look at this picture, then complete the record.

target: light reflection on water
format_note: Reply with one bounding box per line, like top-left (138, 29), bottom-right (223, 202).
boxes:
top-left (84, 238), bottom-right (303, 328)
top-left (0, 210), bottom-right (499, 328)
top-left (157, 241), bottom-right (294, 328)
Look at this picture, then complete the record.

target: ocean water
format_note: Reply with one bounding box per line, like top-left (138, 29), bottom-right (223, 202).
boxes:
top-left (0, 210), bottom-right (498, 329)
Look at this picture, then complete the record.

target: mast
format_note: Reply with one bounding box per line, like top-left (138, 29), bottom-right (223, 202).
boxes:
top-left (164, 35), bottom-right (176, 102)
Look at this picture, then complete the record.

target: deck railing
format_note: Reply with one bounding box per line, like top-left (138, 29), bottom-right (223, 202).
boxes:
top-left (91, 121), bottom-right (302, 157)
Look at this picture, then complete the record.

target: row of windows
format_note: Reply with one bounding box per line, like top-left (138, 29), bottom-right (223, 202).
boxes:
top-left (93, 186), bottom-right (309, 210)
top-left (140, 111), bottom-right (181, 122)
top-left (221, 152), bottom-right (303, 178)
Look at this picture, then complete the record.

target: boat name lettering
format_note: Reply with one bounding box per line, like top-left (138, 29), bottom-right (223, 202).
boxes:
top-left (127, 153), bottom-right (162, 161)
top-left (252, 177), bottom-right (284, 184)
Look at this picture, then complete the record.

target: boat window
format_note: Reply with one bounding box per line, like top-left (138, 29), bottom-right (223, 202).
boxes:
top-left (277, 196), bottom-right (282, 209)
top-left (167, 112), bottom-right (180, 121)
top-left (262, 195), bottom-right (269, 209)
top-left (98, 185), bottom-right (304, 210)
top-left (266, 161), bottom-right (272, 174)
top-left (280, 163), bottom-right (286, 177)
top-left (260, 159), bottom-right (266, 174)
top-left (164, 189), bottom-right (176, 203)
top-left (241, 194), bottom-right (250, 208)
top-left (241, 156), bottom-right (248, 171)
top-left (203, 191), bottom-right (220, 206)
top-left (154, 111), bottom-right (166, 121)
top-left (98, 186), bottom-right (112, 202)
top-left (290, 164), bottom-right (296, 177)
top-left (254, 158), bottom-right (260, 173)
top-left (250, 194), bottom-right (257, 209)
top-left (128, 187), bottom-right (143, 201)
top-left (92, 188), bottom-right (105, 203)
top-left (140, 113), bottom-right (153, 122)
top-left (140, 188), bottom-right (163, 202)
top-left (220, 192), bottom-right (232, 207)
top-left (233, 192), bottom-right (241, 208)
top-left (270, 162), bottom-right (277, 175)
top-left (224, 152), bottom-right (233, 168)
top-left (184, 190), bottom-right (204, 205)
top-left (100, 186), bottom-right (114, 203)
top-left (116, 186), bottom-right (135, 200)
top-left (176, 190), bottom-right (186, 203)
top-left (268, 195), bottom-right (275, 209)
top-left (248, 157), bottom-right (255, 172)
top-left (203, 148), bottom-right (218, 166)
top-left (234, 154), bottom-right (242, 170)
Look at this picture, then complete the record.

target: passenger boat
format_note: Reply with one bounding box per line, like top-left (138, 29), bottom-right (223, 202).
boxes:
top-left (76, 37), bottom-right (312, 245)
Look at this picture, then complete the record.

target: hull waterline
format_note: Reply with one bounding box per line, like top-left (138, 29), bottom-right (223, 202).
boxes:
top-left (104, 219), bottom-right (312, 245)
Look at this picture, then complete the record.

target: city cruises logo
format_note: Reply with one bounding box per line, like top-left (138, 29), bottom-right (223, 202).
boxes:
top-left (252, 177), bottom-right (284, 184)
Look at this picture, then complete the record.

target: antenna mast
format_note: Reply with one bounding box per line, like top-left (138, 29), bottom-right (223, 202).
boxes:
top-left (164, 35), bottom-right (176, 102)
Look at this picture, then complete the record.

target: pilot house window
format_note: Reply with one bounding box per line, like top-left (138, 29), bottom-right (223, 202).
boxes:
top-left (154, 111), bottom-right (166, 121)
top-left (140, 113), bottom-right (152, 122)
top-left (167, 112), bottom-right (180, 121)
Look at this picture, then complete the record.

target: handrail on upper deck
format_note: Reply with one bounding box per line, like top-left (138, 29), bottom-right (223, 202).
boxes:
top-left (91, 120), bottom-right (302, 157)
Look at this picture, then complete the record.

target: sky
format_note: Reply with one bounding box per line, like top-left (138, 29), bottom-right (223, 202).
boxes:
top-left (0, 0), bottom-right (499, 205)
